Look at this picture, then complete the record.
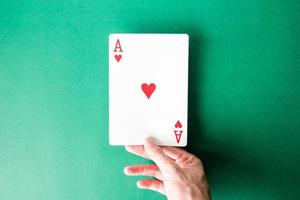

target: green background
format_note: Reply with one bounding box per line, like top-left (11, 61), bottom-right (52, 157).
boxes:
top-left (1, 0), bottom-right (299, 199)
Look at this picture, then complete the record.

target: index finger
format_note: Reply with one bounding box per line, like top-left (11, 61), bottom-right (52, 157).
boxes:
top-left (144, 138), bottom-right (176, 172)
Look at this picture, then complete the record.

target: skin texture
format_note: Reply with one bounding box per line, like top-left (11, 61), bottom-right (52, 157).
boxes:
top-left (124, 138), bottom-right (211, 200)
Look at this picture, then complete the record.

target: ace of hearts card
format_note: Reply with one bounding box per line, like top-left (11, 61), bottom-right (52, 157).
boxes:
top-left (109, 34), bottom-right (189, 146)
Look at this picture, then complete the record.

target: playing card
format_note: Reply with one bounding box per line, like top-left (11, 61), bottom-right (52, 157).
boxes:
top-left (109, 34), bottom-right (189, 146)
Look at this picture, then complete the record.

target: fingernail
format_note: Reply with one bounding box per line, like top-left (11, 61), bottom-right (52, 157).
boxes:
top-left (136, 181), bottom-right (142, 188)
top-left (123, 167), bottom-right (129, 175)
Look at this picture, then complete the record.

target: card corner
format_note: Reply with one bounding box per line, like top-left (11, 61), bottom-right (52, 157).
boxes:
top-left (181, 141), bottom-right (188, 147)
top-left (109, 33), bottom-right (116, 40)
top-left (109, 138), bottom-right (116, 146)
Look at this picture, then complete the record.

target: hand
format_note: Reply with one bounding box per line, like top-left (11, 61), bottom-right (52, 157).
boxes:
top-left (124, 138), bottom-right (211, 200)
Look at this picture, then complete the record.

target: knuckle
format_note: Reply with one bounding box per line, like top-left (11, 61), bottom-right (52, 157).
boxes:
top-left (177, 153), bottom-right (200, 166)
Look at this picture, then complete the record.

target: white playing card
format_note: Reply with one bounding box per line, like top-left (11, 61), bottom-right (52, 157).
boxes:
top-left (109, 34), bottom-right (189, 146)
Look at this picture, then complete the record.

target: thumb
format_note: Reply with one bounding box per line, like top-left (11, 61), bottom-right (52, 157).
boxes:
top-left (144, 137), bottom-right (175, 172)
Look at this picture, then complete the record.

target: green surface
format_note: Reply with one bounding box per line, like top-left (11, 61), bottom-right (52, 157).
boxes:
top-left (0, 0), bottom-right (299, 199)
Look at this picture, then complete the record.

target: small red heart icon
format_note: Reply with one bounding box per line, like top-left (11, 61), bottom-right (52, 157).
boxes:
top-left (175, 120), bottom-right (182, 128)
top-left (141, 83), bottom-right (156, 99)
top-left (115, 54), bottom-right (122, 62)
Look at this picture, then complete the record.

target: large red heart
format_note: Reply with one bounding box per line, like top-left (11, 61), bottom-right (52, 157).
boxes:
top-left (141, 83), bottom-right (156, 99)
top-left (115, 54), bottom-right (122, 62)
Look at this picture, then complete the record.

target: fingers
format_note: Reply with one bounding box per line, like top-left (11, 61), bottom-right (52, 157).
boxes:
top-left (163, 147), bottom-right (200, 168)
top-left (137, 179), bottom-right (165, 195)
top-left (125, 145), bottom-right (150, 159)
top-left (162, 146), bottom-right (190, 160)
top-left (125, 143), bottom-right (188, 161)
top-left (124, 164), bottom-right (163, 180)
top-left (144, 138), bottom-right (175, 172)
top-left (125, 140), bottom-right (198, 169)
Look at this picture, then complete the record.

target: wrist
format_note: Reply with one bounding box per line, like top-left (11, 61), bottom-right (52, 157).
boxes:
top-left (185, 183), bottom-right (210, 200)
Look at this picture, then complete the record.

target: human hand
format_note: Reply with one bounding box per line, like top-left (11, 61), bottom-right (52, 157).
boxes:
top-left (124, 138), bottom-right (210, 200)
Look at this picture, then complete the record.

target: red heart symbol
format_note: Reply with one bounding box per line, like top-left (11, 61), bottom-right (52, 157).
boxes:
top-left (115, 54), bottom-right (122, 62)
top-left (141, 83), bottom-right (156, 99)
top-left (175, 120), bottom-right (182, 128)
